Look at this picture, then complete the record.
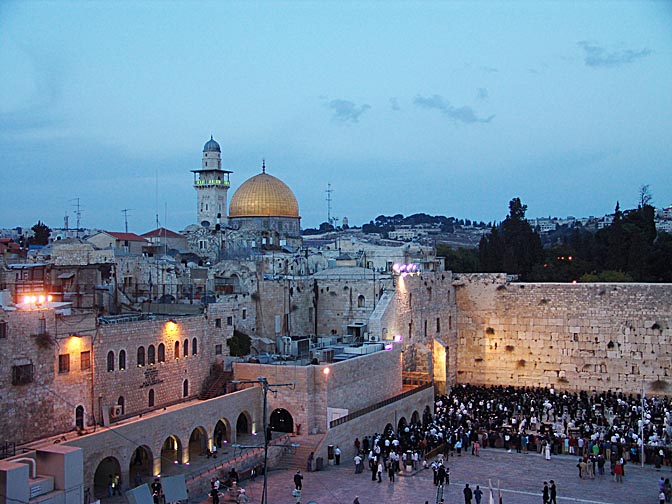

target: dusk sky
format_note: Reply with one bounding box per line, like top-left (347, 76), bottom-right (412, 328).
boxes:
top-left (1, 1), bottom-right (671, 233)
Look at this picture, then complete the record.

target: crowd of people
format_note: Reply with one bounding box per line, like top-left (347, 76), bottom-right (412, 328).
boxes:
top-left (350, 384), bottom-right (672, 502)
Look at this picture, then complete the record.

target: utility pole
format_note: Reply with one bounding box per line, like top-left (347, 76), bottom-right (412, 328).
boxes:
top-left (121, 209), bottom-right (133, 233)
top-left (231, 377), bottom-right (296, 504)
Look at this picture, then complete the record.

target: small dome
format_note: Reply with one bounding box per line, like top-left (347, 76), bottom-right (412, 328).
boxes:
top-left (229, 170), bottom-right (299, 218)
top-left (203, 136), bottom-right (221, 153)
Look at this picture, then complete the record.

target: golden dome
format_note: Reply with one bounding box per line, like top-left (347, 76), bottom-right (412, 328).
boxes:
top-left (229, 171), bottom-right (299, 218)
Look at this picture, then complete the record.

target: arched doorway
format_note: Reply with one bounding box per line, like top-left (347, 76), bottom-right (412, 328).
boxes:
top-left (160, 435), bottom-right (183, 473)
top-left (236, 413), bottom-right (250, 435)
top-left (213, 419), bottom-right (230, 448)
top-left (93, 456), bottom-right (121, 498)
top-left (384, 423), bottom-right (394, 437)
top-left (411, 410), bottom-right (420, 424)
top-left (188, 427), bottom-right (208, 460)
top-left (129, 446), bottom-right (153, 488)
top-left (269, 408), bottom-right (294, 433)
top-left (397, 417), bottom-right (407, 434)
top-left (75, 405), bottom-right (85, 430)
top-left (423, 405), bottom-right (433, 424)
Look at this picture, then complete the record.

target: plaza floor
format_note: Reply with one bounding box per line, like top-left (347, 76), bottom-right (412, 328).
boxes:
top-left (196, 448), bottom-right (669, 504)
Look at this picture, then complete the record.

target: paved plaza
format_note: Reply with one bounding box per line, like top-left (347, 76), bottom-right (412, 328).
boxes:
top-left (198, 449), bottom-right (668, 504)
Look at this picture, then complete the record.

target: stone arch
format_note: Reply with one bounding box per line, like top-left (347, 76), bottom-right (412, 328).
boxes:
top-left (93, 456), bottom-right (121, 498)
top-left (411, 410), bottom-right (420, 424)
top-left (236, 411), bottom-right (252, 436)
top-left (213, 418), bottom-right (232, 447)
top-left (269, 408), bottom-right (294, 433)
top-left (357, 294), bottom-right (365, 307)
top-left (188, 426), bottom-right (208, 460)
top-left (397, 416), bottom-right (407, 433)
top-left (160, 435), bottom-right (183, 473)
top-left (129, 445), bottom-right (153, 486)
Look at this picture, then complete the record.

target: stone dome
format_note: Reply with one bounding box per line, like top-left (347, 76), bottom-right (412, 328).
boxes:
top-left (229, 170), bottom-right (299, 218)
top-left (203, 136), bottom-right (221, 153)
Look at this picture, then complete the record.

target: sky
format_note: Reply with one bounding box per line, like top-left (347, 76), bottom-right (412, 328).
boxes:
top-left (1, 1), bottom-right (671, 233)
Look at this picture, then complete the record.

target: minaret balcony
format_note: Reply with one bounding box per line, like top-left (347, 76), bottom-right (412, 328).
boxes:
top-left (194, 179), bottom-right (230, 187)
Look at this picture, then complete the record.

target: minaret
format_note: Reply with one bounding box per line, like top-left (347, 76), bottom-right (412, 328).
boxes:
top-left (191, 136), bottom-right (233, 227)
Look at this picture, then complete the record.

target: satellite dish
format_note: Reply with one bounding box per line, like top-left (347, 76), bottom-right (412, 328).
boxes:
top-left (201, 220), bottom-right (211, 228)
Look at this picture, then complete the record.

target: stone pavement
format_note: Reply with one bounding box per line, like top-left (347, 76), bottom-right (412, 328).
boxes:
top-left (193, 448), bottom-right (670, 504)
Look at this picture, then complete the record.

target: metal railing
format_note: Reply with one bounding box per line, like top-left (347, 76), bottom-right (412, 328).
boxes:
top-left (329, 381), bottom-right (434, 428)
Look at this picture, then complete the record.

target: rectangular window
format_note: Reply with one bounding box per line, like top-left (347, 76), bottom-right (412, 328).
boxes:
top-left (12, 364), bottom-right (34, 385)
top-left (226, 316), bottom-right (233, 326)
top-left (58, 354), bottom-right (70, 373)
top-left (0, 320), bottom-right (7, 338)
top-left (38, 317), bottom-right (47, 335)
top-left (80, 351), bottom-right (91, 371)
top-left (436, 318), bottom-right (441, 333)
top-left (215, 318), bottom-right (221, 328)
top-left (242, 309), bottom-right (247, 320)
top-left (215, 344), bottom-right (222, 355)
top-left (424, 320), bottom-right (428, 337)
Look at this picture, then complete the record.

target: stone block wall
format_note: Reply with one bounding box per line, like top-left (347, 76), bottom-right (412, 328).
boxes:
top-left (391, 271), bottom-right (458, 389)
top-left (233, 346), bottom-right (403, 436)
top-left (95, 303), bottom-right (236, 418)
top-left (455, 274), bottom-right (672, 395)
top-left (0, 308), bottom-right (96, 444)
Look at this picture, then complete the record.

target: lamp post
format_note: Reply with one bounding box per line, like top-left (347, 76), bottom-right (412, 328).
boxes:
top-left (231, 376), bottom-right (295, 504)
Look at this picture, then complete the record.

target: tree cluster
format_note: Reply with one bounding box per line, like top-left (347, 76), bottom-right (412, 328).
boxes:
top-left (440, 198), bottom-right (671, 282)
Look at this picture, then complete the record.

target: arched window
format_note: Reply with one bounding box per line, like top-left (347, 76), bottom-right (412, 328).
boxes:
top-left (148, 345), bottom-right (156, 365)
top-left (107, 351), bottom-right (115, 372)
top-left (137, 346), bottom-right (145, 367)
top-left (357, 295), bottom-right (365, 308)
top-left (158, 343), bottom-right (165, 363)
top-left (117, 396), bottom-right (125, 415)
top-left (174, 341), bottom-right (180, 359)
top-left (183, 379), bottom-right (189, 398)
top-left (183, 339), bottom-right (189, 357)
top-left (119, 349), bottom-right (126, 371)
top-left (148, 389), bottom-right (155, 408)
top-left (192, 338), bottom-right (198, 356)
top-left (75, 405), bottom-right (85, 430)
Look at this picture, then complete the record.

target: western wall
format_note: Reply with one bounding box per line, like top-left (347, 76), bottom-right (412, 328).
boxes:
top-left (453, 273), bottom-right (672, 395)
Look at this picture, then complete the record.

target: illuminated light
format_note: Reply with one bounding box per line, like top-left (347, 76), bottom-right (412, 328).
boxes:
top-left (47, 295), bottom-right (53, 302)
top-left (392, 263), bottom-right (401, 273)
top-left (252, 432), bottom-right (257, 436)
top-left (31, 296), bottom-right (37, 304)
top-left (173, 461), bottom-right (178, 465)
top-left (568, 256), bottom-right (573, 261)
top-left (384, 343), bottom-right (393, 351)
top-left (393, 334), bottom-right (403, 343)
top-left (23, 295), bottom-right (30, 304)
top-left (185, 462), bottom-right (190, 466)
top-left (572, 280), bottom-right (577, 284)
top-left (38, 295), bottom-right (45, 304)
top-left (323, 367), bottom-right (330, 376)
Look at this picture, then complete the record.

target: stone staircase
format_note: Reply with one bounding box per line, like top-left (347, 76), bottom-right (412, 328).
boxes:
top-left (274, 433), bottom-right (326, 472)
top-left (200, 365), bottom-right (233, 400)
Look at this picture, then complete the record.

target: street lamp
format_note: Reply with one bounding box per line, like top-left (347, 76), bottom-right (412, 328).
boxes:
top-left (230, 376), bottom-right (295, 504)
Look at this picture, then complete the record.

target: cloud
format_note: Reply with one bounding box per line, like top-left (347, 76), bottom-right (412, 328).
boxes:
top-left (413, 94), bottom-right (494, 124)
top-left (389, 97), bottom-right (400, 111)
top-left (476, 88), bottom-right (488, 101)
top-left (578, 41), bottom-right (651, 68)
top-left (325, 99), bottom-right (371, 123)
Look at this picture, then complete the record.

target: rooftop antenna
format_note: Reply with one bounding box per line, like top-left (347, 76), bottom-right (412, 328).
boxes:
top-left (121, 209), bottom-right (133, 233)
top-left (70, 198), bottom-right (83, 238)
top-left (262, 159), bottom-right (266, 174)
top-left (325, 183), bottom-right (338, 228)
